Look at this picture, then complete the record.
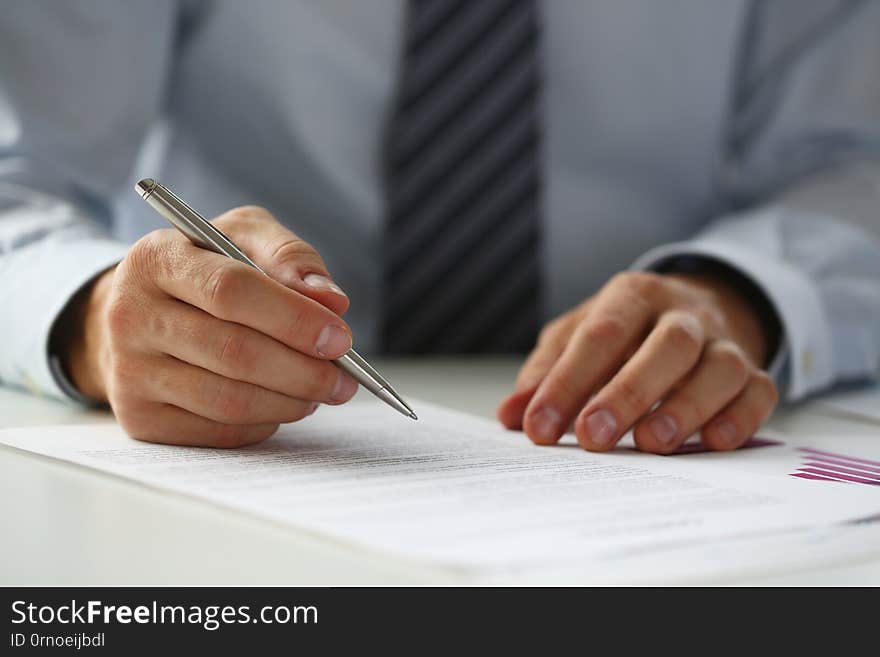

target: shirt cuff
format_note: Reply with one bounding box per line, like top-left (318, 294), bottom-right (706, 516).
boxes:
top-left (631, 240), bottom-right (834, 401)
top-left (12, 239), bottom-right (127, 402)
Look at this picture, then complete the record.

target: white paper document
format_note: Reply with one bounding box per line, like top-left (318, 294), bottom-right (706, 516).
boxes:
top-left (1, 401), bottom-right (878, 571)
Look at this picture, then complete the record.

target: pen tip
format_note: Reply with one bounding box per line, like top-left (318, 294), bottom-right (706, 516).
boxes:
top-left (409, 411), bottom-right (418, 421)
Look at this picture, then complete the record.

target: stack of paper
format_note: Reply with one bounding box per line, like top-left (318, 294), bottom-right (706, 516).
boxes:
top-left (2, 401), bottom-right (878, 576)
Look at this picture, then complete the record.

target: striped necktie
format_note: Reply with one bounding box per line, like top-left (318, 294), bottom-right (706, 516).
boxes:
top-left (381, 0), bottom-right (544, 354)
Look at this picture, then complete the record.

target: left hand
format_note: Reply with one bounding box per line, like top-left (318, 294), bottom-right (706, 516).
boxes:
top-left (497, 271), bottom-right (779, 453)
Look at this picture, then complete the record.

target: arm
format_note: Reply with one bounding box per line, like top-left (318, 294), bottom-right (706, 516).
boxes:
top-left (633, 161), bottom-right (880, 401)
top-left (0, 3), bottom-right (176, 398)
top-left (2, 4), bottom-right (360, 448)
top-left (635, 0), bottom-right (880, 401)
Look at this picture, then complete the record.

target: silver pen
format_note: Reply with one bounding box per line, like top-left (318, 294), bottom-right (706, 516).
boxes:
top-left (135, 178), bottom-right (417, 421)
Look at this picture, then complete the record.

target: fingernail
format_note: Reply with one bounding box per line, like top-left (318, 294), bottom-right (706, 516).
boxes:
top-left (530, 405), bottom-right (563, 442)
top-left (330, 372), bottom-right (358, 403)
top-left (316, 324), bottom-right (351, 357)
top-left (713, 420), bottom-right (739, 446)
top-left (303, 273), bottom-right (347, 296)
top-left (585, 409), bottom-right (618, 447)
top-left (649, 414), bottom-right (678, 447)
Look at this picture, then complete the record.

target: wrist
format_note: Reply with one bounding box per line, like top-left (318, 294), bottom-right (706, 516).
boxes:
top-left (51, 267), bottom-right (115, 402)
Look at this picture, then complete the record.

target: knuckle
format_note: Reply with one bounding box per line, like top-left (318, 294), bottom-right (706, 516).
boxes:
top-left (513, 356), bottom-right (548, 392)
top-left (661, 314), bottom-right (703, 354)
top-left (127, 231), bottom-right (160, 266)
top-left (104, 295), bottom-right (136, 337)
top-left (124, 230), bottom-right (173, 282)
top-left (216, 329), bottom-right (252, 374)
top-left (692, 305), bottom-right (724, 332)
top-left (622, 270), bottom-right (664, 298)
top-left (584, 315), bottom-right (627, 344)
top-left (536, 321), bottom-right (555, 344)
top-left (270, 238), bottom-right (322, 268)
top-left (211, 380), bottom-right (251, 423)
top-left (606, 272), bottom-right (634, 299)
top-left (607, 271), bottom-right (633, 292)
top-left (542, 370), bottom-right (581, 405)
top-left (612, 378), bottom-right (651, 417)
top-left (204, 262), bottom-right (244, 312)
top-left (537, 317), bottom-right (564, 345)
top-left (709, 341), bottom-right (749, 381)
top-left (106, 356), bottom-right (140, 395)
top-left (283, 299), bottom-right (319, 347)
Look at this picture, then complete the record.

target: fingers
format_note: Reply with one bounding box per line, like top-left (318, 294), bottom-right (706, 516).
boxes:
top-left (498, 270), bottom-right (778, 455)
top-left (151, 299), bottom-right (358, 405)
top-left (104, 220), bottom-right (349, 448)
top-left (520, 291), bottom-right (657, 445)
top-left (633, 341), bottom-right (751, 453)
top-left (701, 371), bottom-right (779, 451)
top-left (515, 312), bottom-right (580, 393)
top-left (141, 355), bottom-right (319, 425)
top-left (497, 311), bottom-right (579, 430)
top-left (133, 234), bottom-right (353, 360)
top-left (574, 311), bottom-right (705, 451)
top-left (118, 402), bottom-right (280, 448)
top-left (213, 206), bottom-right (349, 315)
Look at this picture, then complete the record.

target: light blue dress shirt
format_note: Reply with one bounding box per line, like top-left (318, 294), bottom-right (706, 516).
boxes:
top-left (1, 0), bottom-right (879, 402)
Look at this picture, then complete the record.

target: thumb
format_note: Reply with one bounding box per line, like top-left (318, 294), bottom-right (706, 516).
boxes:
top-left (212, 205), bottom-right (350, 316)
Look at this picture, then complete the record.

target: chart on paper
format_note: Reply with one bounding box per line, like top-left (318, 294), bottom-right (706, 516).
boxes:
top-left (790, 447), bottom-right (880, 486)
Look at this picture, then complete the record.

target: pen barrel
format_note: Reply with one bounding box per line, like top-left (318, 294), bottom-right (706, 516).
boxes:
top-left (335, 350), bottom-right (390, 395)
top-left (141, 182), bottom-right (264, 272)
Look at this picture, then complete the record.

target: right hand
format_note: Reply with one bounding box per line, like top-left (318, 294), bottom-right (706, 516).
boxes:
top-left (63, 206), bottom-right (358, 447)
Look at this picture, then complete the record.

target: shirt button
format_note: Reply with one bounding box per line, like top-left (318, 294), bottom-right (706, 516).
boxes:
top-left (20, 370), bottom-right (42, 397)
top-left (801, 349), bottom-right (814, 377)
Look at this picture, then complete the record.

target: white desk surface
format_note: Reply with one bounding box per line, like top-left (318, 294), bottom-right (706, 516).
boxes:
top-left (2, 358), bottom-right (879, 586)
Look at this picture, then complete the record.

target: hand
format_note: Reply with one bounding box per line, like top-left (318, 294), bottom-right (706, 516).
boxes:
top-left (497, 271), bottom-right (779, 453)
top-left (61, 206), bottom-right (358, 447)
